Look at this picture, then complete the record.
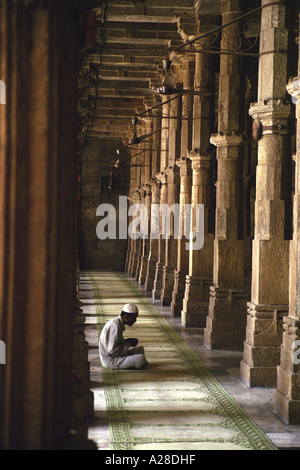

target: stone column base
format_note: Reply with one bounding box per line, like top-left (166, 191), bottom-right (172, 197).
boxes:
top-left (273, 317), bottom-right (300, 423)
top-left (240, 302), bottom-right (288, 387)
top-left (161, 266), bottom-right (176, 306)
top-left (124, 250), bottom-right (130, 273)
top-left (240, 360), bottom-right (278, 388)
top-left (126, 252), bottom-right (133, 274)
top-left (171, 270), bottom-right (187, 317)
top-left (129, 253), bottom-right (138, 277)
top-left (152, 262), bottom-right (164, 301)
top-left (138, 256), bottom-right (148, 286)
top-left (273, 388), bottom-right (300, 425)
top-left (181, 276), bottom-right (212, 327)
top-left (73, 303), bottom-right (95, 442)
top-left (204, 286), bottom-right (248, 350)
top-left (135, 254), bottom-right (142, 281)
top-left (145, 259), bottom-right (157, 292)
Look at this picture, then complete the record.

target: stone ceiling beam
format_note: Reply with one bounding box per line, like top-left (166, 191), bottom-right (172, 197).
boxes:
top-left (93, 120), bottom-right (133, 127)
top-left (105, 6), bottom-right (195, 19)
top-left (98, 62), bottom-right (159, 70)
top-left (102, 37), bottom-right (183, 48)
top-left (86, 131), bottom-right (126, 139)
top-left (83, 83), bottom-right (156, 93)
top-left (103, 0), bottom-right (194, 7)
top-left (93, 97), bottom-right (145, 104)
top-left (104, 21), bottom-right (179, 37)
top-left (87, 48), bottom-right (168, 59)
top-left (96, 77), bottom-right (153, 84)
top-left (94, 105), bottom-right (145, 113)
top-left (98, 71), bottom-right (159, 79)
top-left (94, 109), bottom-right (141, 117)
top-left (90, 91), bottom-right (155, 99)
top-left (104, 14), bottom-right (181, 24)
top-left (79, 0), bottom-right (196, 143)
top-left (92, 124), bottom-right (132, 132)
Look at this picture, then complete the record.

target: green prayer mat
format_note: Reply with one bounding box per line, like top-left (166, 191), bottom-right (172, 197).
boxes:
top-left (86, 270), bottom-right (277, 451)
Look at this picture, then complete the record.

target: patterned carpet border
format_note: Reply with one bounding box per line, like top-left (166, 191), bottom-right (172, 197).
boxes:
top-left (86, 270), bottom-right (277, 451)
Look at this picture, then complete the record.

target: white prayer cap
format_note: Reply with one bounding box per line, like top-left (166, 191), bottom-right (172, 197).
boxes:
top-left (122, 303), bottom-right (138, 314)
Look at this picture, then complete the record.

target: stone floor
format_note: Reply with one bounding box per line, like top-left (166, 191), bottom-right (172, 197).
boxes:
top-left (80, 273), bottom-right (300, 451)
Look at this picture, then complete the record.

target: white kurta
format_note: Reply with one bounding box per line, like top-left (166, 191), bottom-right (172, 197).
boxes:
top-left (99, 315), bottom-right (142, 368)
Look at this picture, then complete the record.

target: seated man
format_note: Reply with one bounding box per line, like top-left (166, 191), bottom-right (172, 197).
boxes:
top-left (99, 303), bottom-right (148, 370)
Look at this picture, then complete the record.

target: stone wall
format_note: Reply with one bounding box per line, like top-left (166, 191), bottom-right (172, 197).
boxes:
top-left (78, 139), bottom-right (129, 270)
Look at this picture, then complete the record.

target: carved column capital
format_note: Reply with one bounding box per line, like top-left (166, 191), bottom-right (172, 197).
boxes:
top-left (210, 132), bottom-right (243, 149)
top-left (169, 50), bottom-right (196, 66)
top-left (130, 190), bottom-right (140, 204)
top-left (141, 183), bottom-right (152, 195)
top-left (165, 164), bottom-right (179, 175)
top-left (156, 171), bottom-right (167, 186)
top-left (176, 157), bottom-right (192, 175)
top-left (176, 17), bottom-right (198, 43)
top-left (249, 99), bottom-right (292, 133)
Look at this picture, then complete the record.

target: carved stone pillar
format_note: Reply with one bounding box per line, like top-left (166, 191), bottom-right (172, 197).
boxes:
top-left (125, 198), bottom-right (133, 274)
top-left (180, 54), bottom-right (195, 157)
top-left (134, 187), bottom-right (145, 280)
top-left (134, 130), bottom-right (148, 280)
top-left (160, 96), bottom-right (170, 170)
top-left (170, 53), bottom-right (194, 316)
top-left (243, 75), bottom-right (258, 292)
top-left (144, 114), bottom-right (162, 291)
top-left (160, 88), bottom-right (181, 305)
top-left (125, 195), bottom-right (134, 275)
top-left (152, 173), bottom-right (168, 300)
top-left (126, 148), bottom-right (139, 275)
top-left (171, 158), bottom-right (192, 316)
top-left (151, 115), bottom-right (162, 180)
top-left (161, 166), bottom-right (180, 305)
top-left (204, 135), bottom-right (247, 349)
top-left (145, 179), bottom-right (160, 291)
top-left (138, 118), bottom-right (153, 286)
top-left (124, 237), bottom-right (131, 273)
top-left (72, 262), bottom-right (94, 442)
top-left (130, 189), bottom-right (141, 279)
top-left (240, 0), bottom-right (292, 386)
top-left (125, 193), bottom-right (136, 274)
top-left (204, 0), bottom-right (248, 349)
top-left (129, 190), bottom-right (140, 277)
top-left (182, 152), bottom-right (215, 327)
top-left (139, 184), bottom-right (152, 286)
top-left (0, 0), bottom-right (80, 449)
top-left (273, 32), bottom-right (300, 423)
top-left (181, 25), bottom-right (216, 327)
top-left (152, 96), bottom-right (170, 300)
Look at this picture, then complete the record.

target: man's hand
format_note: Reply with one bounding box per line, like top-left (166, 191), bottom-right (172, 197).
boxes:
top-left (127, 338), bottom-right (139, 347)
